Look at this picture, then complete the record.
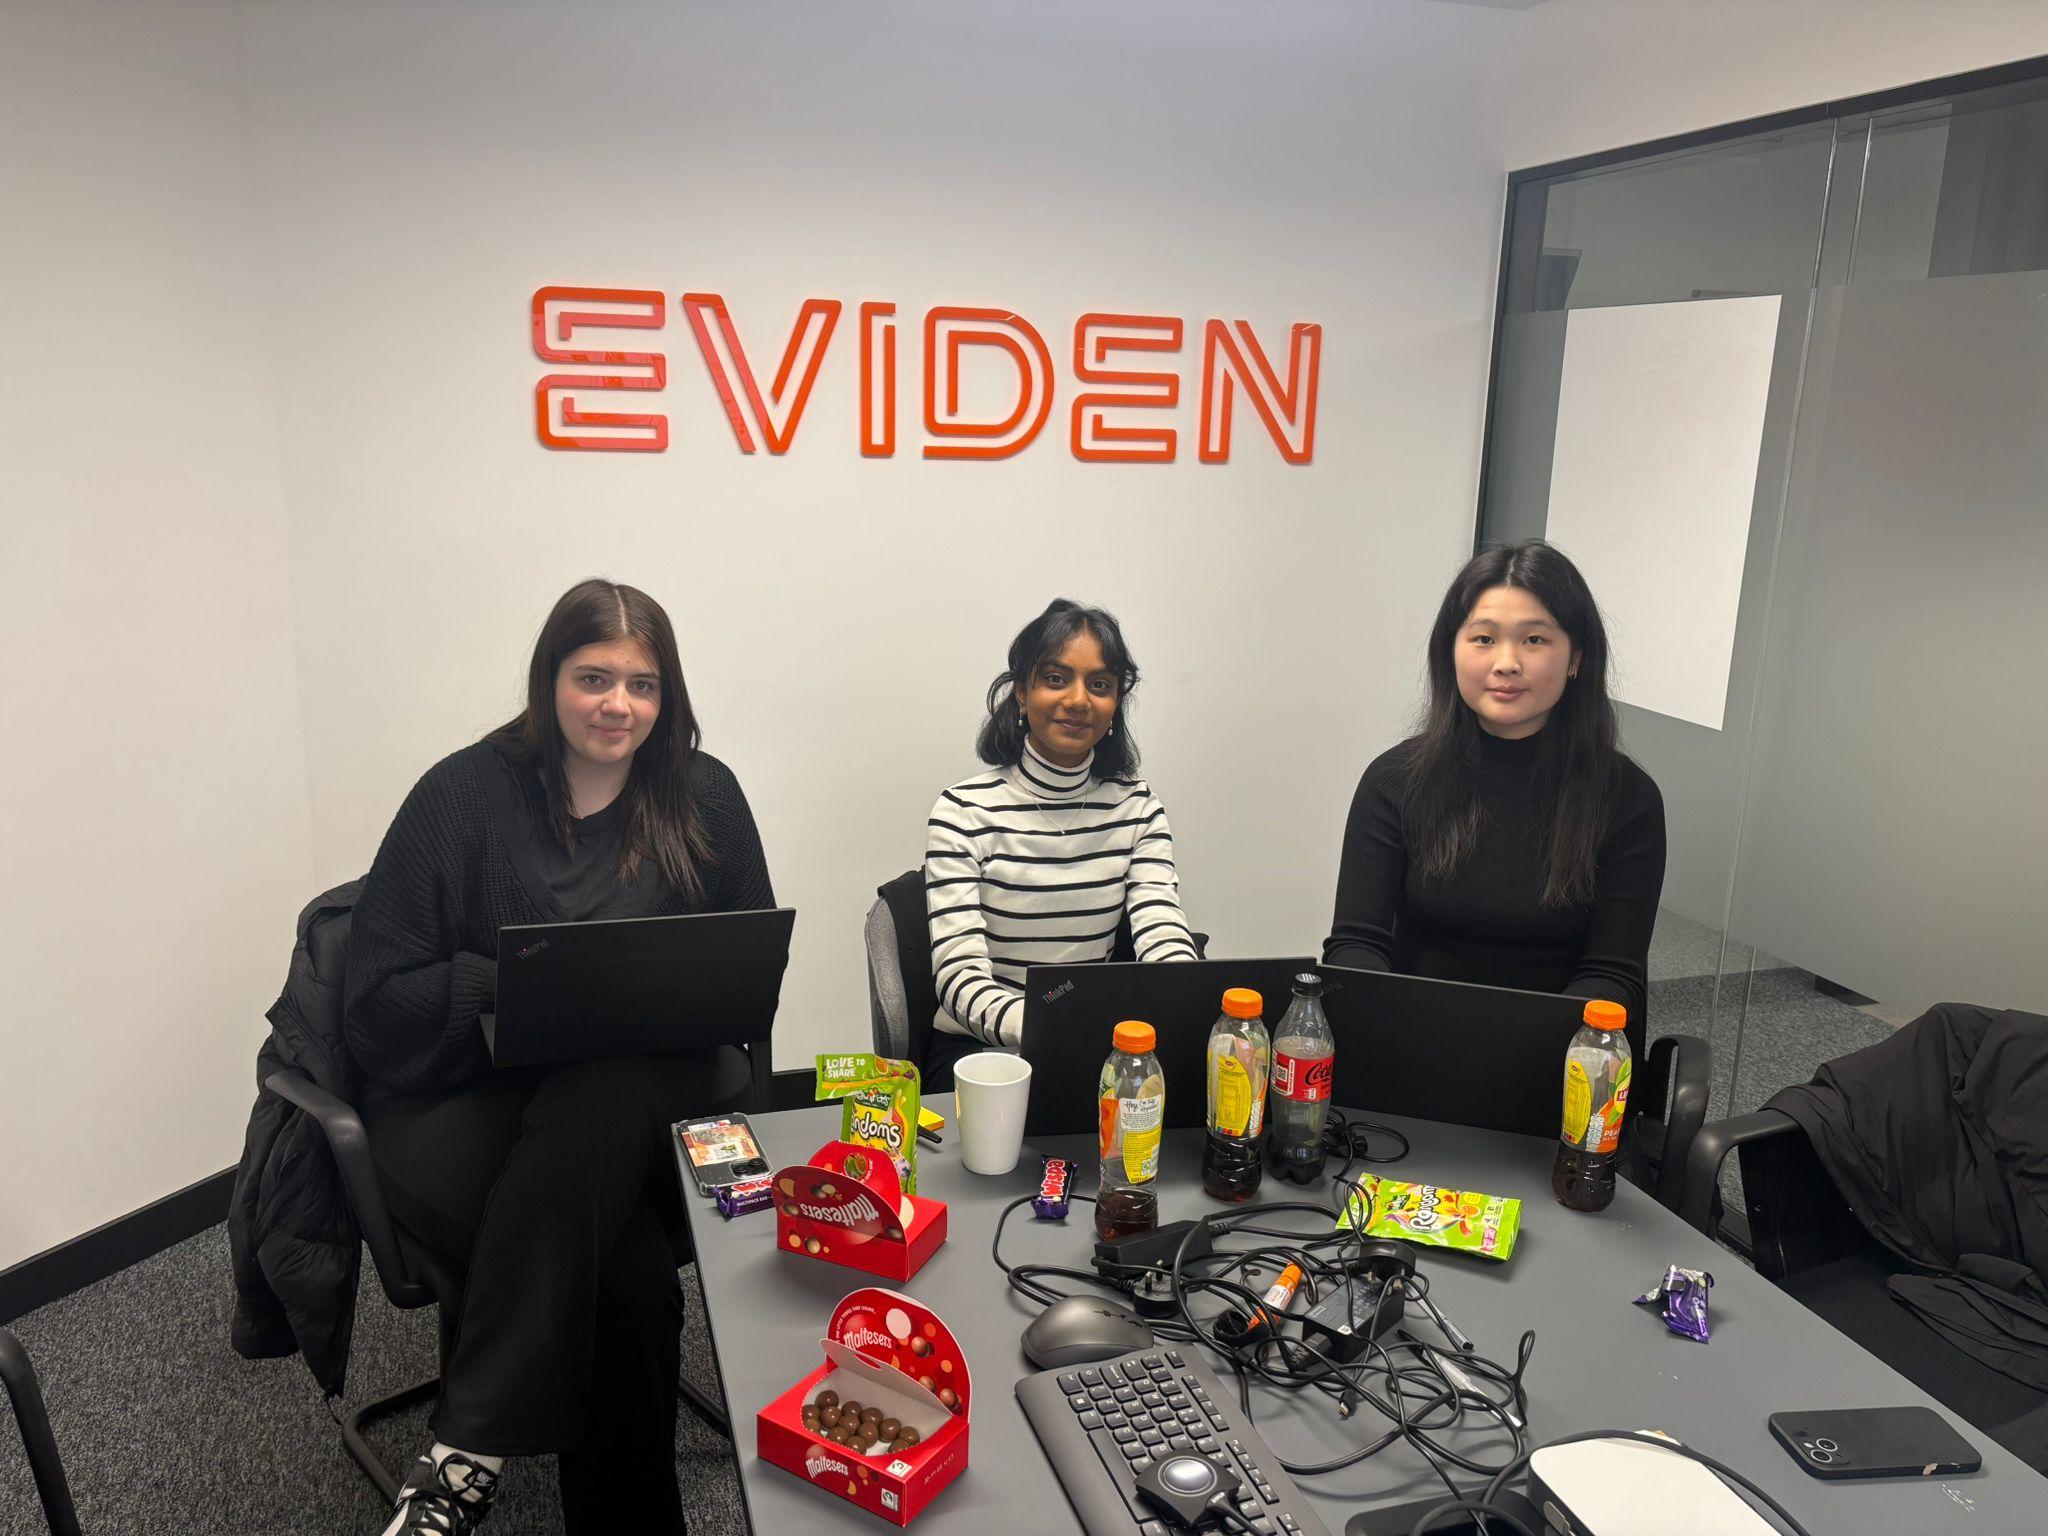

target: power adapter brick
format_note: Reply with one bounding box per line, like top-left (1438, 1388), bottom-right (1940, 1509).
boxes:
top-left (1299, 1274), bottom-right (1404, 1361)
top-left (1092, 1220), bottom-right (1214, 1286)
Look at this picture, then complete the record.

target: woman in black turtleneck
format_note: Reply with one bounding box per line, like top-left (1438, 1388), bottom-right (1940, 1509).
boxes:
top-left (1324, 541), bottom-right (1665, 1028)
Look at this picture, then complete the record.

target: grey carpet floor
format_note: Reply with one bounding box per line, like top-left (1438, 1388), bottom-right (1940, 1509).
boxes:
top-left (0, 1225), bottom-right (745, 1535)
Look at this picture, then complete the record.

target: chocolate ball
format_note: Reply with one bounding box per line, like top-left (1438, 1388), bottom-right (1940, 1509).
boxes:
top-left (840, 1399), bottom-right (862, 1419)
top-left (817, 1390), bottom-right (839, 1411)
top-left (939, 1387), bottom-right (958, 1410)
top-left (917, 1374), bottom-right (936, 1393)
top-left (820, 1406), bottom-right (841, 1429)
top-left (909, 1336), bottom-right (933, 1357)
top-left (897, 1427), bottom-right (921, 1448)
top-left (879, 1417), bottom-right (901, 1441)
top-left (861, 1406), bottom-right (882, 1425)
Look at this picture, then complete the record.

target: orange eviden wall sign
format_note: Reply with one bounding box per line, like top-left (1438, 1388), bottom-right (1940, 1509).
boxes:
top-left (532, 287), bottom-right (1321, 464)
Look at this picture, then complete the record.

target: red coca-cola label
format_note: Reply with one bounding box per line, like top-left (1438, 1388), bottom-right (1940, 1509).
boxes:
top-left (1271, 1050), bottom-right (1332, 1104)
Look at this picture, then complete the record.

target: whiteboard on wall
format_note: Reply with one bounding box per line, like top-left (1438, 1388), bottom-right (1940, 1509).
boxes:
top-left (1545, 295), bottom-right (1781, 731)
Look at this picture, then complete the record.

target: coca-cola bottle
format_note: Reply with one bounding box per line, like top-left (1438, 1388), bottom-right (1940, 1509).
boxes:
top-left (1266, 973), bottom-right (1333, 1184)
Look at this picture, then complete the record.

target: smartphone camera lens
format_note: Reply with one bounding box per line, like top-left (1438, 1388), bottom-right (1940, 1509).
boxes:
top-left (1810, 1449), bottom-right (1835, 1464)
top-left (1815, 1439), bottom-right (1838, 1453)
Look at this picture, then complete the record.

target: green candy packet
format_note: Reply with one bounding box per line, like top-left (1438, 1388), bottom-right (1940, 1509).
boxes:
top-left (814, 1053), bottom-right (921, 1195)
top-left (1336, 1174), bottom-right (1522, 1262)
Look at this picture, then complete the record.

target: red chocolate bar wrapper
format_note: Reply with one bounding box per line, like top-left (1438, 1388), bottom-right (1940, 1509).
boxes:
top-left (716, 1176), bottom-right (775, 1218)
top-left (1033, 1156), bottom-right (1075, 1221)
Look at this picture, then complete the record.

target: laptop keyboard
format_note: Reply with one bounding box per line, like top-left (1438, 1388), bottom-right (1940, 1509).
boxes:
top-left (1017, 1346), bottom-right (1332, 1536)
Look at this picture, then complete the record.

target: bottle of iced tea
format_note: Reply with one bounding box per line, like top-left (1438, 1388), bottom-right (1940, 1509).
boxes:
top-left (1552, 999), bottom-right (1632, 1213)
top-left (1097, 1020), bottom-right (1164, 1241)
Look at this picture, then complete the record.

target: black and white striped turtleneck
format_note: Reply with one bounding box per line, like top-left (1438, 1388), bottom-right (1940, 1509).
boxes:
top-left (924, 739), bottom-right (1198, 1048)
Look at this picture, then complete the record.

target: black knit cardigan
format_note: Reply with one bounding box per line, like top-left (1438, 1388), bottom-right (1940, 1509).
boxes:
top-left (341, 739), bottom-right (774, 1095)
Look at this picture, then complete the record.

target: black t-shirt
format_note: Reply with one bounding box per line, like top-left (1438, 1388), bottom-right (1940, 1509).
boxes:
top-left (542, 789), bottom-right (668, 922)
top-left (1322, 730), bottom-right (1666, 1028)
top-left (489, 752), bottom-right (673, 922)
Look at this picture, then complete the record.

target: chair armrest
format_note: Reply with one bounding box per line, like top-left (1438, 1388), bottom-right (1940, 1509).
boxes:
top-left (264, 1068), bottom-right (412, 1301)
top-left (1648, 1034), bottom-right (1711, 1212)
top-left (1678, 1107), bottom-right (1797, 1233)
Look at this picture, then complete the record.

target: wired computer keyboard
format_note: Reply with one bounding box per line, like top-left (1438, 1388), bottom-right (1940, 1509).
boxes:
top-left (1018, 1346), bottom-right (1333, 1536)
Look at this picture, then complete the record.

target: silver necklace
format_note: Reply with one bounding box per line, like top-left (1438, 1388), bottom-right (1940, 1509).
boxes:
top-left (1031, 790), bottom-right (1083, 836)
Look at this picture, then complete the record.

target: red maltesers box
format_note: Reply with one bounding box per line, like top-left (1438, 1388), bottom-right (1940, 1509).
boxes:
top-left (758, 1288), bottom-right (972, 1525)
top-left (771, 1139), bottom-right (947, 1282)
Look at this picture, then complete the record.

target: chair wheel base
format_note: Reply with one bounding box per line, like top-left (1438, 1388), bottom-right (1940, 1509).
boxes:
top-left (343, 1377), bottom-right (442, 1503)
top-left (681, 1374), bottom-right (732, 1438)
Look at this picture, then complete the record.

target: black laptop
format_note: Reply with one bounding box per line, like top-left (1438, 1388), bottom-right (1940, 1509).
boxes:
top-left (1320, 964), bottom-right (1587, 1138)
top-left (1016, 957), bottom-right (1590, 1140)
top-left (481, 907), bottom-right (796, 1068)
top-left (1018, 958), bottom-right (1315, 1136)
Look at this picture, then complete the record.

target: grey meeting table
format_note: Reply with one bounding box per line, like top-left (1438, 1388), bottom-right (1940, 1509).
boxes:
top-left (681, 1104), bottom-right (2045, 1534)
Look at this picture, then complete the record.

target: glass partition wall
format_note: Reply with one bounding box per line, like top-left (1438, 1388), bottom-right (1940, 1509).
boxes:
top-left (1479, 63), bottom-right (2048, 1188)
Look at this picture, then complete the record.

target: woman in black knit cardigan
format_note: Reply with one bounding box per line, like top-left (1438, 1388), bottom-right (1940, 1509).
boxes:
top-left (344, 578), bottom-right (774, 1536)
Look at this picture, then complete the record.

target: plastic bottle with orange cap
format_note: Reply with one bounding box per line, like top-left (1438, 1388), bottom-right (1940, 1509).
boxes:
top-left (1096, 1020), bottom-right (1166, 1241)
top-left (1201, 987), bottom-right (1272, 1202)
top-left (1552, 998), bottom-right (1633, 1212)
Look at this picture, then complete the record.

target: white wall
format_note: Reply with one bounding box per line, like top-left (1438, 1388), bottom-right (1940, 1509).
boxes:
top-left (5, 0), bottom-right (2046, 1271)
top-left (0, 0), bottom-right (314, 1270)
top-left (235, 0), bottom-right (1509, 1072)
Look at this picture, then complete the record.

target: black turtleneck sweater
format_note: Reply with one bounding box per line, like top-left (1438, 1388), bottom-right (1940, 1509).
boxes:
top-left (1323, 730), bottom-right (1665, 1028)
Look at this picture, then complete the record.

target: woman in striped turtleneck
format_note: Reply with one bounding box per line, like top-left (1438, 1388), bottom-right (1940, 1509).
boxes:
top-left (923, 599), bottom-right (1199, 1085)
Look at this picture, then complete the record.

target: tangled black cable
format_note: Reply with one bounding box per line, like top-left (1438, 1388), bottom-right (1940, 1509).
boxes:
top-left (1161, 1200), bottom-right (1534, 1512)
top-left (994, 1111), bottom-right (1535, 1520)
top-left (998, 1113), bottom-right (1815, 1534)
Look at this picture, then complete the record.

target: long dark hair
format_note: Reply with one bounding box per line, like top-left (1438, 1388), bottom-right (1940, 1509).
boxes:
top-left (975, 599), bottom-right (1143, 780)
top-left (491, 578), bottom-right (711, 901)
top-left (1408, 541), bottom-right (1617, 907)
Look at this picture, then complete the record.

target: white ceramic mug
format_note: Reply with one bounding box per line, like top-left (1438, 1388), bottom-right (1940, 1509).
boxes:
top-left (952, 1052), bottom-right (1034, 1175)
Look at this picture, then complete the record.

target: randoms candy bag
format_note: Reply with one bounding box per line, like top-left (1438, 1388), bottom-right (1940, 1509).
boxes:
top-left (816, 1054), bottom-right (922, 1196)
top-left (1337, 1175), bottom-right (1522, 1262)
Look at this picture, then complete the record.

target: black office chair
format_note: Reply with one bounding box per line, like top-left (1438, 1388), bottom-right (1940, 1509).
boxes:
top-left (865, 868), bottom-right (1209, 1091)
top-left (1629, 1032), bottom-right (1712, 1212)
top-left (266, 1042), bottom-right (762, 1500)
top-left (1682, 1093), bottom-right (2047, 1460)
top-left (0, 1327), bottom-right (82, 1536)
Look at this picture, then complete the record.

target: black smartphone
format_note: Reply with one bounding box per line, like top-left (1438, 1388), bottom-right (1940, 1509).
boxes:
top-left (676, 1115), bottom-right (770, 1194)
top-left (1768, 1407), bottom-right (1981, 1479)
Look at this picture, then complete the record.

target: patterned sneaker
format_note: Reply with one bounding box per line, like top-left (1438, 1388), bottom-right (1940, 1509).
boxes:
top-left (377, 1450), bottom-right (500, 1535)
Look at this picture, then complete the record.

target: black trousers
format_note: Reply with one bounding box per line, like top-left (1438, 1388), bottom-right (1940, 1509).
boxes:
top-left (363, 1048), bottom-right (749, 1534)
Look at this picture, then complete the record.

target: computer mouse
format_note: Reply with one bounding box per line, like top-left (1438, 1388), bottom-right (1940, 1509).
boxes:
top-left (1020, 1295), bottom-right (1157, 1370)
